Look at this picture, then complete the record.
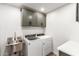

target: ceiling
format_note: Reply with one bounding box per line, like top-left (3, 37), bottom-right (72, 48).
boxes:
top-left (7, 3), bottom-right (69, 14)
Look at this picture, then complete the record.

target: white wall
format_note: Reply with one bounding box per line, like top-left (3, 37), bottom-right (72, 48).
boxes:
top-left (22, 27), bottom-right (45, 36)
top-left (46, 4), bottom-right (77, 55)
top-left (0, 4), bottom-right (45, 55)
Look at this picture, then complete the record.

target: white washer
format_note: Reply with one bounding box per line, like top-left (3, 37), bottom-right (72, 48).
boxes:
top-left (24, 38), bottom-right (43, 56)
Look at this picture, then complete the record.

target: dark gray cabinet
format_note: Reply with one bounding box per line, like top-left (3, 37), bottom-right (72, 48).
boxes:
top-left (22, 9), bottom-right (46, 27)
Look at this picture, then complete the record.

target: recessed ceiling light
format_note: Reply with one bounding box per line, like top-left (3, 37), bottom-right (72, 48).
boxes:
top-left (40, 7), bottom-right (45, 12)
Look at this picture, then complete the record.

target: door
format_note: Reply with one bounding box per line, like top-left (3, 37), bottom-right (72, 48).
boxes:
top-left (28, 40), bottom-right (43, 56)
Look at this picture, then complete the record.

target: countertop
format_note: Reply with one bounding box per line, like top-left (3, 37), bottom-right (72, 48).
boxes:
top-left (58, 40), bottom-right (79, 56)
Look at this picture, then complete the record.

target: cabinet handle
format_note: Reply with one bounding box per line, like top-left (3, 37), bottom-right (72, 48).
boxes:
top-left (41, 22), bottom-right (43, 26)
top-left (29, 21), bottom-right (32, 26)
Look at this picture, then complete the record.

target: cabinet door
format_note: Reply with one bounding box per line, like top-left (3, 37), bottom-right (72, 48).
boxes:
top-left (32, 13), bottom-right (38, 26)
top-left (43, 38), bottom-right (52, 56)
top-left (34, 12), bottom-right (46, 27)
top-left (38, 13), bottom-right (46, 27)
top-left (22, 9), bottom-right (34, 26)
top-left (22, 9), bottom-right (28, 26)
top-left (40, 14), bottom-right (46, 27)
top-left (28, 40), bottom-right (43, 56)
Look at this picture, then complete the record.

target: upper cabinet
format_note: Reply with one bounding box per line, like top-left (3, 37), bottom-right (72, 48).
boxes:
top-left (21, 8), bottom-right (46, 27)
